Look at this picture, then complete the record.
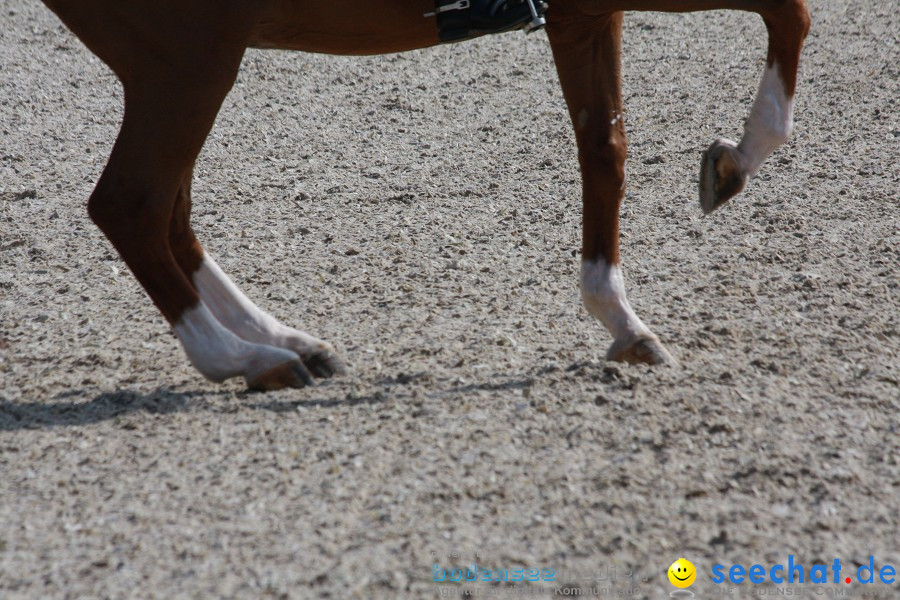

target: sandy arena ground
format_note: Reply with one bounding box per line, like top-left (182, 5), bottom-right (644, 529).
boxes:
top-left (1, 1), bottom-right (898, 598)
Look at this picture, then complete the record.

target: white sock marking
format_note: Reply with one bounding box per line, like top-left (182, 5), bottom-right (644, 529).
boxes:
top-left (173, 303), bottom-right (297, 382)
top-left (738, 64), bottom-right (794, 177)
top-left (581, 259), bottom-right (652, 342)
top-left (192, 254), bottom-right (326, 357)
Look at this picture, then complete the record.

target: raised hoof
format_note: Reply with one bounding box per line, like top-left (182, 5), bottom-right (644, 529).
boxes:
top-left (302, 350), bottom-right (347, 379)
top-left (699, 138), bottom-right (748, 214)
top-left (246, 360), bottom-right (314, 392)
top-left (606, 335), bottom-right (677, 367)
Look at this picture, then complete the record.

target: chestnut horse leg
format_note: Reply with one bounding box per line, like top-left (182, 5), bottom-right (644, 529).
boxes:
top-left (606, 0), bottom-right (811, 213)
top-left (546, 1), bottom-right (809, 365)
top-left (547, 12), bottom-right (676, 366)
top-left (169, 173), bottom-right (345, 382)
top-left (697, 0), bottom-right (811, 213)
top-left (85, 48), bottom-right (321, 390)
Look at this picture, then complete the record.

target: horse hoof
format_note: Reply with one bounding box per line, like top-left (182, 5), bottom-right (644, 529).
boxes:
top-left (302, 350), bottom-right (346, 379)
top-left (607, 335), bottom-right (678, 367)
top-left (247, 360), bottom-right (314, 391)
top-left (699, 138), bottom-right (748, 214)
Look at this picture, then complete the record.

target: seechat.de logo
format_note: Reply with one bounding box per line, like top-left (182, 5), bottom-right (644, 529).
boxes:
top-left (711, 555), bottom-right (897, 586)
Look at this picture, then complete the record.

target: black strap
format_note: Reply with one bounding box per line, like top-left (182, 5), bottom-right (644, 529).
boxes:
top-left (434, 0), bottom-right (473, 43)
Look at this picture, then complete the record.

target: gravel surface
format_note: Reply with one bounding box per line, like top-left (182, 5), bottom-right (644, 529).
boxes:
top-left (1, 1), bottom-right (898, 598)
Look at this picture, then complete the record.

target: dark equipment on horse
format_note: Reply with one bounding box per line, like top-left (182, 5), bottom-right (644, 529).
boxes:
top-left (427, 0), bottom-right (548, 42)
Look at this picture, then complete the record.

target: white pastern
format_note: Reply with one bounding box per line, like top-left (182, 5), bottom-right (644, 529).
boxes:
top-left (738, 64), bottom-right (794, 178)
top-left (174, 303), bottom-right (298, 382)
top-left (581, 259), bottom-right (652, 342)
top-left (192, 254), bottom-right (327, 357)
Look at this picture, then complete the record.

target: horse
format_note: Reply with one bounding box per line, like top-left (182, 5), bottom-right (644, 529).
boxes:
top-left (37, 0), bottom-right (810, 390)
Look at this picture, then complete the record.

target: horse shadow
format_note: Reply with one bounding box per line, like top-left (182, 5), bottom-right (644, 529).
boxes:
top-left (0, 371), bottom-right (544, 431)
top-left (0, 385), bottom-right (391, 431)
top-left (0, 388), bottom-right (201, 431)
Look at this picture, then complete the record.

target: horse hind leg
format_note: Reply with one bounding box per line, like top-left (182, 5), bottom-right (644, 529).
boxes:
top-left (699, 0), bottom-right (811, 213)
top-left (90, 58), bottom-right (320, 391)
top-left (168, 176), bottom-right (345, 384)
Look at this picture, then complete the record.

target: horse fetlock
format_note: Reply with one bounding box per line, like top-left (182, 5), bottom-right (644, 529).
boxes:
top-left (737, 64), bottom-right (795, 176)
top-left (191, 253), bottom-right (342, 380)
top-left (175, 302), bottom-right (308, 386)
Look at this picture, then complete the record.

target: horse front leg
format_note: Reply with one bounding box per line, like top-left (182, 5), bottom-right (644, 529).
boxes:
top-left (548, 12), bottom-right (676, 366)
top-left (566, 0), bottom-right (809, 213)
top-left (698, 1), bottom-right (810, 212)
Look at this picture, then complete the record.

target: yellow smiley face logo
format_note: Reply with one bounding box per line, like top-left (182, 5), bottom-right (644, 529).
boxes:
top-left (668, 558), bottom-right (697, 588)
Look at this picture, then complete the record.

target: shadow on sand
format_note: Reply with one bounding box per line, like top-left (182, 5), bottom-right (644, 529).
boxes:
top-left (0, 371), bottom-right (545, 431)
top-left (0, 385), bottom-right (392, 431)
top-left (0, 388), bottom-right (202, 431)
